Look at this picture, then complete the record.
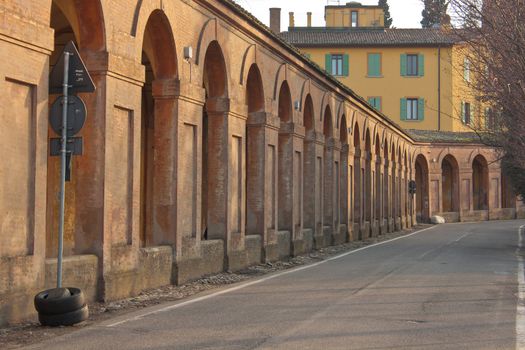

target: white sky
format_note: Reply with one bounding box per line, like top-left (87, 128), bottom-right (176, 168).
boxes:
top-left (234, 0), bottom-right (424, 29)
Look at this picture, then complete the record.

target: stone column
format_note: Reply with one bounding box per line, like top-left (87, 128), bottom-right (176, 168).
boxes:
top-left (278, 121), bottom-right (306, 256)
top-left (246, 112), bottom-right (280, 262)
top-left (362, 150), bottom-right (372, 239)
top-left (304, 131), bottom-right (325, 248)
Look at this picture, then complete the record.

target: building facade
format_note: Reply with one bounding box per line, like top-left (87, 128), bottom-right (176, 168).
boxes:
top-left (0, 0), bottom-right (523, 326)
top-left (280, 3), bottom-right (483, 133)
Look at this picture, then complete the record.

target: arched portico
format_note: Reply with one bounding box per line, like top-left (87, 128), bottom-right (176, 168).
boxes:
top-left (415, 154), bottom-right (430, 223)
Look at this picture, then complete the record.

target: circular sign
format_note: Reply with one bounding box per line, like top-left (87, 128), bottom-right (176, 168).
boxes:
top-left (50, 95), bottom-right (87, 137)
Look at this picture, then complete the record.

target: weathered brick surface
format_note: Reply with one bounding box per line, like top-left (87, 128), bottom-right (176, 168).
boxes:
top-left (0, 0), bottom-right (522, 325)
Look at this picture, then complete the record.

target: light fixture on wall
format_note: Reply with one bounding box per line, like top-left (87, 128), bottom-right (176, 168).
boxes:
top-left (294, 100), bottom-right (301, 110)
top-left (184, 46), bottom-right (193, 60)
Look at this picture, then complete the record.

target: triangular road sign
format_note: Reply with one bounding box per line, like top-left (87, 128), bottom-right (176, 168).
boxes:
top-left (49, 41), bottom-right (96, 94)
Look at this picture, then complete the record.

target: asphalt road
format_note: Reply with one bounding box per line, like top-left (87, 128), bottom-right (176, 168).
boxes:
top-left (25, 220), bottom-right (525, 350)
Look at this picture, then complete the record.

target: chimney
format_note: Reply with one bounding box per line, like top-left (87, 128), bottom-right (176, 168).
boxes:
top-left (307, 12), bottom-right (312, 27)
top-left (289, 12), bottom-right (295, 28)
top-left (269, 8), bottom-right (281, 33)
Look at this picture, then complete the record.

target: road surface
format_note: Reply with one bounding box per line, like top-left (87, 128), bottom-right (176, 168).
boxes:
top-left (25, 220), bottom-right (525, 349)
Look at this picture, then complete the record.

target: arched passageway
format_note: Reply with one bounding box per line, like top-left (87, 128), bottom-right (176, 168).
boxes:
top-left (245, 64), bottom-right (265, 236)
top-left (202, 40), bottom-right (229, 241)
top-left (353, 124), bottom-right (362, 239)
top-left (303, 95), bottom-right (317, 234)
top-left (323, 106), bottom-right (334, 235)
top-left (364, 130), bottom-right (372, 236)
top-left (472, 155), bottom-right (489, 210)
top-left (415, 154), bottom-right (429, 222)
top-left (339, 115), bottom-right (349, 235)
top-left (383, 142), bottom-right (389, 230)
top-left (46, 0), bottom-right (106, 257)
top-left (139, 10), bottom-right (178, 247)
top-left (374, 135), bottom-right (382, 233)
top-left (277, 81), bottom-right (294, 234)
top-left (442, 155), bottom-right (460, 213)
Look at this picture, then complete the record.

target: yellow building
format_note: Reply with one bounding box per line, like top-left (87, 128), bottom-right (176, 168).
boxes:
top-left (281, 3), bottom-right (481, 132)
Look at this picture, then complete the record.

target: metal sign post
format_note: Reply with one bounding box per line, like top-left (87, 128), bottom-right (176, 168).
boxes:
top-left (57, 51), bottom-right (71, 288)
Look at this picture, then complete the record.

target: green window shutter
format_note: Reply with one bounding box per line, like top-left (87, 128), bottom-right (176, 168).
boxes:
top-left (418, 98), bottom-right (425, 121)
top-left (400, 98), bottom-right (407, 120)
top-left (325, 54), bottom-right (332, 73)
top-left (304, 53), bottom-right (311, 60)
top-left (461, 102), bottom-right (465, 123)
top-left (368, 54), bottom-right (380, 77)
top-left (400, 54), bottom-right (407, 76)
top-left (418, 54), bottom-right (425, 76)
top-left (343, 54), bottom-right (350, 76)
top-left (376, 97), bottom-right (381, 111)
top-left (367, 97), bottom-right (375, 107)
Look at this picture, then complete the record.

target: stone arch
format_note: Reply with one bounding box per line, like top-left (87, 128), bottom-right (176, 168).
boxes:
top-left (50, 0), bottom-right (106, 52)
top-left (415, 154), bottom-right (430, 222)
top-left (319, 91), bottom-right (334, 122)
top-left (323, 105), bottom-right (334, 138)
top-left (339, 114), bottom-right (350, 229)
top-left (472, 154), bottom-right (489, 210)
top-left (364, 128), bottom-right (372, 225)
top-left (278, 81), bottom-right (292, 123)
top-left (374, 133), bottom-right (382, 228)
top-left (303, 94), bottom-right (315, 132)
top-left (245, 63), bottom-right (265, 236)
top-left (139, 9), bottom-right (180, 247)
top-left (322, 104), bottom-right (336, 236)
top-left (246, 64), bottom-right (264, 114)
top-left (277, 80), bottom-right (293, 232)
top-left (202, 40), bottom-right (230, 241)
top-left (273, 63), bottom-right (288, 101)
top-left (240, 44), bottom-right (256, 85)
top-left (299, 79), bottom-right (311, 113)
top-left (141, 10), bottom-right (178, 79)
top-left (46, 0), bottom-right (107, 258)
top-left (303, 93), bottom-right (317, 233)
top-left (442, 155), bottom-right (460, 213)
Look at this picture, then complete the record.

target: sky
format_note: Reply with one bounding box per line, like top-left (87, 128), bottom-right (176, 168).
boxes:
top-left (234, 0), bottom-right (425, 29)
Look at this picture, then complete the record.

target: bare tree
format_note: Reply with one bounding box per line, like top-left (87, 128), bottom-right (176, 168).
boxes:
top-left (449, 0), bottom-right (525, 197)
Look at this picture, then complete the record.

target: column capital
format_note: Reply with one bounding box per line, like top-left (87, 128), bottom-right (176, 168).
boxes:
top-left (247, 111), bottom-right (280, 129)
top-left (279, 121), bottom-right (306, 138)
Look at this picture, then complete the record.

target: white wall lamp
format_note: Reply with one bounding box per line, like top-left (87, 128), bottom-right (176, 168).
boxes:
top-left (184, 46), bottom-right (193, 61)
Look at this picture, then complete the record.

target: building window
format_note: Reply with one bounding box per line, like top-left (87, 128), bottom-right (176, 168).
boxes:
top-left (331, 54), bottom-right (343, 76)
top-left (351, 11), bottom-right (358, 27)
top-left (401, 98), bottom-right (424, 121)
top-left (461, 102), bottom-right (471, 125)
top-left (406, 98), bottom-right (419, 120)
top-left (464, 58), bottom-right (471, 82)
top-left (367, 97), bottom-right (381, 111)
top-left (407, 54), bottom-right (419, 76)
top-left (401, 54), bottom-right (424, 77)
top-left (325, 54), bottom-right (349, 76)
top-left (367, 53), bottom-right (381, 77)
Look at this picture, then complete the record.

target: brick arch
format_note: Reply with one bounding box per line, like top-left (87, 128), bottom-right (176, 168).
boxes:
top-left (239, 44), bottom-right (257, 85)
top-left (323, 104), bottom-right (334, 138)
top-left (132, 2), bottom-right (181, 66)
top-left (203, 40), bottom-right (229, 98)
top-left (272, 63), bottom-right (288, 101)
top-left (299, 78), bottom-right (312, 114)
top-left (141, 9), bottom-right (178, 79)
top-left (277, 81), bottom-right (292, 122)
top-left (319, 91), bottom-right (335, 122)
top-left (303, 94), bottom-right (315, 131)
top-left (246, 63), bottom-right (264, 114)
top-left (340, 114), bottom-right (348, 145)
top-left (50, 0), bottom-right (106, 51)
